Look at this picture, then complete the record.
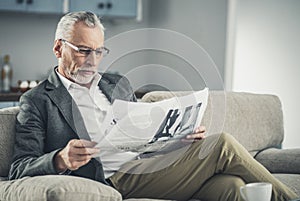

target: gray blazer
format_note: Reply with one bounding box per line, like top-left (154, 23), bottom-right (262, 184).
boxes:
top-left (8, 67), bottom-right (137, 184)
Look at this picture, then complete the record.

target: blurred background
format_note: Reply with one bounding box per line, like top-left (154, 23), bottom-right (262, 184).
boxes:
top-left (0, 0), bottom-right (299, 148)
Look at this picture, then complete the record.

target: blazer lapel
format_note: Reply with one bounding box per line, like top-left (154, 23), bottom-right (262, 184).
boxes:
top-left (45, 68), bottom-right (91, 141)
top-left (99, 73), bottom-right (134, 103)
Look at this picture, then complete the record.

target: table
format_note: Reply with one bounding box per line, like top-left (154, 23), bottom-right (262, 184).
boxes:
top-left (0, 92), bottom-right (23, 102)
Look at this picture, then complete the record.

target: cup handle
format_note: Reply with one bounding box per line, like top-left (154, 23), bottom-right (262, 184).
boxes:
top-left (240, 186), bottom-right (247, 200)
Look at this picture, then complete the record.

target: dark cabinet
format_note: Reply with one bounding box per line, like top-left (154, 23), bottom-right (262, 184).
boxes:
top-left (0, 0), bottom-right (63, 14)
top-left (69, 0), bottom-right (137, 18)
top-left (0, 0), bottom-right (138, 18)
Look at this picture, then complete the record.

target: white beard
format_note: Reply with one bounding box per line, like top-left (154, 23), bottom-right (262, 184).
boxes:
top-left (67, 68), bottom-right (97, 85)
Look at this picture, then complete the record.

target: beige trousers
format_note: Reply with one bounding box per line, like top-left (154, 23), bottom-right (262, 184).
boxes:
top-left (109, 133), bottom-right (297, 201)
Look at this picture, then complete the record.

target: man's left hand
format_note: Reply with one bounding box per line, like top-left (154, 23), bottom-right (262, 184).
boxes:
top-left (182, 126), bottom-right (206, 142)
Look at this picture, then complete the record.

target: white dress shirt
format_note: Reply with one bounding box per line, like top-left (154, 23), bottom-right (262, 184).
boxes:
top-left (56, 70), bottom-right (138, 178)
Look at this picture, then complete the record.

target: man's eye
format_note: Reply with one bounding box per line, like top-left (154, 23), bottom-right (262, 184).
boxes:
top-left (95, 50), bottom-right (103, 55)
top-left (78, 49), bottom-right (92, 55)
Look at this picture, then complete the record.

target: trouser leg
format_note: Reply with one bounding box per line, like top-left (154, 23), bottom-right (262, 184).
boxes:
top-left (109, 133), bottom-right (297, 201)
top-left (191, 174), bottom-right (245, 201)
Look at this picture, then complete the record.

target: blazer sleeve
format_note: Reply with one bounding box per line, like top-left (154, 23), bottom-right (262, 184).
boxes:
top-left (8, 94), bottom-right (59, 180)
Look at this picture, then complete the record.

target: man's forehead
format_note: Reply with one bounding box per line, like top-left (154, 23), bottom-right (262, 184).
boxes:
top-left (70, 23), bottom-right (104, 45)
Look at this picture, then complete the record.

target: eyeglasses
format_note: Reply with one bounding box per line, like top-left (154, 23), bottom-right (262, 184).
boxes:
top-left (60, 39), bottom-right (109, 57)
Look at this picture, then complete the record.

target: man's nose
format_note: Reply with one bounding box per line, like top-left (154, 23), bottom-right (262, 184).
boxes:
top-left (86, 51), bottom-right (98, 66)
top-left (86, 51), bottom-right (102, 67)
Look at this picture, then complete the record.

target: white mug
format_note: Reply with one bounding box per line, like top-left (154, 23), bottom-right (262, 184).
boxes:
top-left (240, 182), bottom-right (272, 201)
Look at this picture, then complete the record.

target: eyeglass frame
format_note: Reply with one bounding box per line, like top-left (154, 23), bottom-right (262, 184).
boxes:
top-left (60, 39), bottom-right (109, 57)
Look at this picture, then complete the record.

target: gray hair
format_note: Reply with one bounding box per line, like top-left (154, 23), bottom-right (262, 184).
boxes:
top-left (55, 11), bottom-right (105, 40)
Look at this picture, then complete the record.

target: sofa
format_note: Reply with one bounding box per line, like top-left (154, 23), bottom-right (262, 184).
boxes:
top-left (0, 91), bottom-right (299, 201)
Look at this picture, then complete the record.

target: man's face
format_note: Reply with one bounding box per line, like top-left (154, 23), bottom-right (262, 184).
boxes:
top-left (54, 21), bottom-right (104, 85)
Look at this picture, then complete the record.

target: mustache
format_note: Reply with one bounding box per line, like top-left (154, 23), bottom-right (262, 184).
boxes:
top-left (77, 67), bottom-right (97, 73)
top-left (69, 68), bottom-right (97, 78)
top-left (78, 69), bottom-right (96, 72)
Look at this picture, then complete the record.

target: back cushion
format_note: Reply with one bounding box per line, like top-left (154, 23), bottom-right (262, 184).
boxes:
top-left (202, 91), bottom-right (284, 154)
top-left (0, 107), bottom-right (19, 177)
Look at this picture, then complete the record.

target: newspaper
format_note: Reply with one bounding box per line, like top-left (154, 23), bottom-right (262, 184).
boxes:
top-left (95, 88), bottom-right (209, 153)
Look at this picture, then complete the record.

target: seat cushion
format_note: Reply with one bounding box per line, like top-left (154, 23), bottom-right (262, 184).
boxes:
top-left (124, 199), bottom-right (174, 201)
top-left (0, 175), bottom-right (122, 201)
top-left (274, 173), bottom-right (300, 197)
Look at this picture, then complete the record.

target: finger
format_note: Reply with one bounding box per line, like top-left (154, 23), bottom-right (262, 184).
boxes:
top-left (81, 140), bottom-right (98, 148)
top-left (71, 154), bottom-right (93, 162)
top-left (196, 126), bottom-right (205, 132)
top-left (199, 126), bottom-right (206, 132)
top-left (79, 147), bottom-right (100, 155)
top-left (71, 147), bottom-right (100, 155)
top-left (195, 126), bottom-right (206, 133)
top-left (71, 139), bottom-right (98, 148)
top-left (186, 133), bottom-right (205, 139)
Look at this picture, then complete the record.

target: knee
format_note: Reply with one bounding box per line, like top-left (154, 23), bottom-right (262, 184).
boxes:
top-left (219, 132), bottom-right (234, 141)
top-left (210, 133), bottom-right (241, 158)
top-left (222, 176), bottom-right (246, 200)
top-left (227, 175), bottom-right (246, 190)
top-left (196, 175), bottom-right (245, 201)
top-left (217, 132), bottom-right (237, 147)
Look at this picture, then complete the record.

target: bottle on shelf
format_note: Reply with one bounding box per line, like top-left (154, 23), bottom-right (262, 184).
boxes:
top-left (0, 52), bottom-right (2, 91)
top-left (1, 55), bottom-right (13, 93)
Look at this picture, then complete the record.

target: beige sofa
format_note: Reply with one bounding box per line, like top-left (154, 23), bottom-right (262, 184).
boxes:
top-left (0, 91), bottom-right (299, 201)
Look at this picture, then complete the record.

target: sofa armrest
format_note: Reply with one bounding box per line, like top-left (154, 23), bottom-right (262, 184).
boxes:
top-left (255, 148), bottom-right (300, 174)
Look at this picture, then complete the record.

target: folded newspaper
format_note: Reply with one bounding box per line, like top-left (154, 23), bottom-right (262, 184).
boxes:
top-left (96, 88), bottom-right (209, 153)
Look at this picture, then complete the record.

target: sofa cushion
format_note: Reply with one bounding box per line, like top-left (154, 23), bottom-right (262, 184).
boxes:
top-left (255, 148), bottom-right (300, 174)
top-left (124, 199), bottom-right (174, 201)
top-left (0, 175), bottom-right (122, 201)
top-left (204, 91), bottom-right (284, 153)
top-left (274, 174), bottom-right (300, 197)
top-left (0, 106), bottom-right (19, 177)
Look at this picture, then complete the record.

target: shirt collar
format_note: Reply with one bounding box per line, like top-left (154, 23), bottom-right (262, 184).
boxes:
top-left (55, 68), bottom-right (101, 90)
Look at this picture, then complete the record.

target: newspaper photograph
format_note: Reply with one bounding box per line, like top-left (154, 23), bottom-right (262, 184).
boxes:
top-left (95, 88), bottom-right (209, 153)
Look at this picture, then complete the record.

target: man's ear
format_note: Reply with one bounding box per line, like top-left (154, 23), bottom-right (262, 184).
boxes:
top-left (53, 39), bottom-right (63, 58)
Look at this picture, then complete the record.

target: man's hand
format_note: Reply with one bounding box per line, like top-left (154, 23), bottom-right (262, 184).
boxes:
top-left (54, 139), bottom-right (100, 173)
top-left (182, 126), bottom-right (206, 142)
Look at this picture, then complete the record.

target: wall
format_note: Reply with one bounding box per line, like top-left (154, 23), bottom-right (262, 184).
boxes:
top-left (143, 0), bottom-right (227, 91)
top-left (0, 0), bottom-right (150, 87)
top-left (0, 0), bottom-right (228, 92)
top-left (0, 13), bottom-right (58, 85)
top-left (231, 0), bottom-right (300, 148)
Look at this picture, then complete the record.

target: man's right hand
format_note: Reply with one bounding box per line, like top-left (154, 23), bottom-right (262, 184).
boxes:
top-left (54, 139), bottom-right (100, 173)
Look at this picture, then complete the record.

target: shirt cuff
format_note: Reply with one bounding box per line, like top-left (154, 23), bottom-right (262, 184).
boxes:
top-left (58, 169), bottom-right (72, 175)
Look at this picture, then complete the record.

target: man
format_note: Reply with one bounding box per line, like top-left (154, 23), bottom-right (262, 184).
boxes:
top-left (9, 11), bottom-right (297, 201)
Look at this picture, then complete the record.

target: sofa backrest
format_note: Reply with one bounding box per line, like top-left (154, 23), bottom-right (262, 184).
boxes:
top-left (141, 91), bottom-right (284, 155)
top-left (0, 106), bottom-right (19, 177)
top-left (0, 91), bottom-right (284, 177)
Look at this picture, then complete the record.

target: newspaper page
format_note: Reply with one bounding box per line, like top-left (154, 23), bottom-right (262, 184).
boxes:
top-left (95, 88), bottom-right (209, 153)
